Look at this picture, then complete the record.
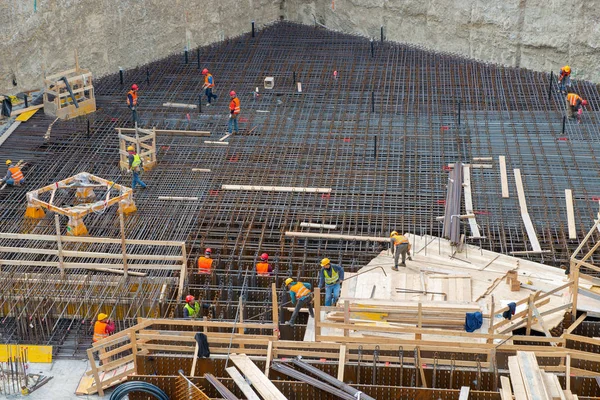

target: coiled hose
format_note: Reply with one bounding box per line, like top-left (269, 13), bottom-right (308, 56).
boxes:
top-left (109, 381), bottom-right (169, 400)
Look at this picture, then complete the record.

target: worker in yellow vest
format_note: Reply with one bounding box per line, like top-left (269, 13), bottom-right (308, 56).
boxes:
top-left (285, 278), bottom-right (314, 326)
top-left (197, 248), bottom-right (214, 274)
top-left (390, 231), bottom-right (412, 271)
top-left (2, 160), bottom-right (25, 186)
top-left (127, 146), bottom-right (147, 189)
top-left (318, 258), bottom-right (344, 306)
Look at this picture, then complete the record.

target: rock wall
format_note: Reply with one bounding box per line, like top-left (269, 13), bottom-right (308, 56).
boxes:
top-left (0, 0), bottom-right (282, 94)
top-left (284, 0), bottom-right (600, 82)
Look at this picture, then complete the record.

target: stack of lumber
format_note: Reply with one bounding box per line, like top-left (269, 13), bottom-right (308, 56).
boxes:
top-left (503, 351), bottom-right (577, 400)
top-left (328, 300), bottom-right (481, 330)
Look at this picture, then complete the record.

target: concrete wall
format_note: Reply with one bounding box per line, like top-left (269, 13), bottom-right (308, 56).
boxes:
top-left (285, 0), bottom-right (600, 82)
top-left (0, 0), bottom-right (282, 94)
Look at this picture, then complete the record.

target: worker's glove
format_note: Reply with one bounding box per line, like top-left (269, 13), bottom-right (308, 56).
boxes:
top-left (126, 169), bottom-right (132, 174)
top-left (229, 114), bottom-right (232, 119)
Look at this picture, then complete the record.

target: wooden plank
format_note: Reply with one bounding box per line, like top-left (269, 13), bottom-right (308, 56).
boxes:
top-left (541, 371), bottom-right (564, 400)
top-left (162, 102), bottom-right (197, 109)
top-left (285, 231), bottom-right (388, 242)
top-left (499, 156), bottom-right (510, 198)
top-left (531, 305), bottom-right (557, 346)
top-left (0, 121), bottom-right (22, 148)
top-left (264, 341), bottom-right (273, 378)
top-left (10, 104), bottom-right (44, 117)
top-left (190, 342), bottom-right (199, 377)
top-left (500, 376), bottom-right (513, 400)
top-left (517, 351), bottom-right (551, 400)
top-left (226, 367), bottom-right (261, 400)
top-left (565, 190), bottom-right (577, 239)
top-left (508, 356), bottom-right (529, 400)
top-left (229, 354), bottom-right (287, 400)
top-left (300, 222), bottom-right (337, 229)
top-left (0, 232), bottom-right (184, 246)
top-left (459, 386), bottom-right (470, 400)
top-left (117, 127), bottom-right (211, 137)
top-left (463, 166), bottom-right (481, 238)
top-left (551, 374), bottom-right (567, 400)
top-left (514, 169), bottom-right (542, 252)
top-left (222, 185), bottom-right (331, 193)
top-left (337, 345), bottom-right (346, 381)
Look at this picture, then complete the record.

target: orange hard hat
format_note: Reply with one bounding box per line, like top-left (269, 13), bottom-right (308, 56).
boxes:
top-left (230, 91), bottom-right (236, 97)
top-left (260, 253), bottom-right (268, 261)
top-left (582, 100), bottom-right (588, 106)
top-left (185, 295), bottom-right (194, 303)
top-left (131, 84), bottom-right (139, 90)
top-left (202, 68), bottom-right (209, 75)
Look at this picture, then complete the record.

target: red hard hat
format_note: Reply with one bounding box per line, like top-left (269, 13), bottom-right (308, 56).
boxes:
top-left (205, 248), bottom-right (212, 254)
top-left (202, 68), bottom-right (208, 75)
top-left (131, 84), bottom-right (139, 90)
top-left (230, 91), bottom-right (236, 97)
top-left (582, 100), bottom-right (588, 106)
top-left (185, 295), bottom-right (194, 303)
top-left (260, 253), bottom-right (268, 261)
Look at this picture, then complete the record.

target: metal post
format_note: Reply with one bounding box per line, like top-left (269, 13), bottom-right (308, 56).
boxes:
top-left (548, 70), bottom-right (554, 100)
top-left (24, 94), bottom-right (28, 108)
top-left (293, 71), bottom-right (296, 85)
top-left (381, 26), bottom-right (384, 43)
top-left (370, 39), bottom-right (374, 58)
top-left (119, 68), bottom-right (123, 85)
top-left (458, 100), bottom-right (461, 126)
top-left (146, 67), bottom-right (150, 84)
top-left (198, 94), bottom-right (202, 113)
top-left (373, 136), bottom-right (377, 159)
top-left (184, 48), bottom-right (188, 64)
top-left (252, 21), bottom-right (255, 37)
top-left (197, 48), bottom-right (200, 69)
top-left (87, 119), bottom-right (90, 139)
top-left (371, 92), bottom-right (375, 113)
top-left (562, 115), bottom-right (566, 134)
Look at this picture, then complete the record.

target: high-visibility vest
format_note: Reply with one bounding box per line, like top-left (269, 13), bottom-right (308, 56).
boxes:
top-left (391, 234), bottom-right (409, 246)
top-left (229, 97), bottom-right (240, 114)
top-left (290, 282), bottom-right (310, 299)
top-left (127, 90), bottom-right (137, 106)
top-left (8, 166), bottom-right (23, 182)
top-left (205, 74), bottom-right (215, 88)
top-left (184, 302), bottom-right (201, 318)
top-left (567, 93), bottom-right (582, 106)
top-left (256, 262), bottom-right (270, 275)
top-left (131, 154), bottom-right (142, 168)
top-left (323, 267), bottom-right (339, 285)
top-left (197, 256), bottom-right (213, 273)
top-left (561, 67), bottom-right (571, 77)
top-left (92, 321), bottom-right (109, 343)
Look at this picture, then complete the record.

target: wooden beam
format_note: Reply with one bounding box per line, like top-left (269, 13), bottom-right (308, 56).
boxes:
top-left (162, 102), bottom-right (197, 109)
top-left (117, 127), bottom-right (211, 137)
top-left (300, 222), bottom-right (337, 229)
top-left (271, 283), bottom-right (279, 338)
top-left (10, 104), bottom-right (44, 117)
top-left (0, 121), bottom-right (22, 148)
top-left (264, 341), bottom-right (273, 378)
top-left (508, 356), bottom-right (528, 400)
top-left (285, 231), bottom-right (388, 242)
top-left (223, 185), bottom-right (331, 193)
top-left (229, 354), bottom-right (287, 400)
top-left (499, 156), bottom-right (509, 198)
top-left (500, 376), bottom-right (513, 400)
top-left (314, 287), bottom-right (321, 340)
top-left (463, 166), bottom-right (481, 238)
top-left (514, 169), bottom-right (542, 252)
top-left (226, 367), bottom-right (261, 400)
top-left (337, 345), bottom-right (346, 381)
top-left (565, 189), bottom-right (577, 239)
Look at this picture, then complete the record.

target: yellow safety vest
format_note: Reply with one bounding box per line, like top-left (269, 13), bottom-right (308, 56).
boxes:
top-left (290, 282), bottom-right (310, 299)
top-left (392, 234), bottom-right (408, 246)
top-left (184, 302), bottom-right (201, 318)
top-left (131, 154), bottom-right (142, 168)
top-left (323, 268), bottom-right (339, 285)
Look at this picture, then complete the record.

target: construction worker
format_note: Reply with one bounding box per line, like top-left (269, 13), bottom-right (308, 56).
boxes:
top-left (183, 295), bottom-right (213, 318)
top-left (201, 69), bottom-right (218, 106)
top-left (558, 65), bottom-right (571, 93)
top-left (228, 91), bottom-right (240, 134)
top-left (256, 253), bottom-right (272, 276)
top-left (285, 278), bottom-right (314, 326)
top-left (92, 313), bottom-right (115, 343)
top-left (126, 84), bottom-right (139, 124)
top-left (390, 231), bottom-right (411, 271)
top-left (566, 93), bottom-right (588, 123)
top-left (127, 146), bottom-right (147, 189)
top-left (318, 258), bottom-right (344, 307)
top-left (197, 248), bottom-right (214, 274)
top-left (1, 160), bottom-right (25, 186)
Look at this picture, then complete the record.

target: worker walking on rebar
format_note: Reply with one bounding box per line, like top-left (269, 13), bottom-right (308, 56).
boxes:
top-left (228, 91), bottom-right (240, 134)
top-left (1, 160), bottom-right (25, 186)
top-left (197, 248), bottom-right (214, 274)
top-left (127, 146), bottom-right (147, 189)
top-left (558, 65), bottom-right (572, 93)
top-left (201, 69), bottom-right (218, 106)
top-left (126, 84), bottom-right (140, 125)
top-left (390, 231), bottom-right (412, 270)
top-left (566, 93), bottom-right (588, 123)
top-left (318, 258), bottom-right (344, 306)
top-left (92, 313), bottom-right (115, 343)
top-left (285, 278), bottom-right (314, 326)
top-left (256, 253), bottom-right (272, 276)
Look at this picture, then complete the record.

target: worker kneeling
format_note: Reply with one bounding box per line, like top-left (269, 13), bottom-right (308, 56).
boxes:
top-left (2, 160), bottom-right (25, 186)
top-left (285, 278), bottom-right (314, 327)
top-left (566, 93), bottom-right (588, 123)
top-left (318, 258), bottom-right (344, 307)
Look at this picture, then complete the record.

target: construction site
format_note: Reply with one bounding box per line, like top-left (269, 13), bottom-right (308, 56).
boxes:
top-left (1, 6), bottom-right (600, 400)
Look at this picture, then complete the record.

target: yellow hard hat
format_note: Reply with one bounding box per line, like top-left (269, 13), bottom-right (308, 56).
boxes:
top-left (127, 146), bottom-right (135, 152)
top-left (564, 65), bottom-right (571, 73)
top-left (5, 160), bottom-right (11, 165)
top-left (98, 313), bottom-right (108, 321)
top-left (320, 258), bottom-right (331, 267)
top-left (390, 231), bottom-right (398, 237)
top-left (285, 278), bottom-right (293, 286)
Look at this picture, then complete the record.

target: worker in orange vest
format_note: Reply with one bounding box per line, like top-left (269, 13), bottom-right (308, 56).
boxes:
top-left (285, 278), bottom-right (314, 326)
top-left (228, 91), bottom-right (240, 134)
top-left (92, 313), bottom-right (115, 343)
top-left (566, 93), bottom-right (588, 123)
top-left (201, 69), bottom-right (218, 106)
top-left (558, 65), bottom-right (571, 93)
top-left (256, 253), bottom-right (272, 276)
top-left (197, 248), bottom-right (214, 274)
top-left (126, 84), bottom-right (139, 124)
top-left (2, 160), bottom-right (25, 186)
top-left (390, 231), bottom-right (412, 270)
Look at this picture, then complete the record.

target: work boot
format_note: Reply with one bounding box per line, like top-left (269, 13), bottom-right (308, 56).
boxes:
top-left (392, 266), bottom-right (398, 271)
top-left (408, 256), bottom-right (413, 261)
top-left (400, 263), bottom-right (407, 267)
top-left (285, 321), bottom-right (295, 327)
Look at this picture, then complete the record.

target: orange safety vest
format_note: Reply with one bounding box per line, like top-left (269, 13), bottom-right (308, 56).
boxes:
top-left (567, 93), bottom-right (582, 106)
top-left (127, 90), bottom-right (138, 106)
top-left (229, 97), bottom-right (240, 115)
top-left (290, 282), bottom-right (310, 299)
top-left (92, 321), bottom-right (109, 343)
top-left (560, 67), bottom-right (571, 77)
top-left (197, 256), bottom-right (213, 274)
top-left (204, 73), bottom-right (215, 88)
top-left (8, 166), bottom-right (23, 182)
top-left (256, 262), bottom-right (270, 276)
top-left (391, 234), bottom-right (409, 246)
